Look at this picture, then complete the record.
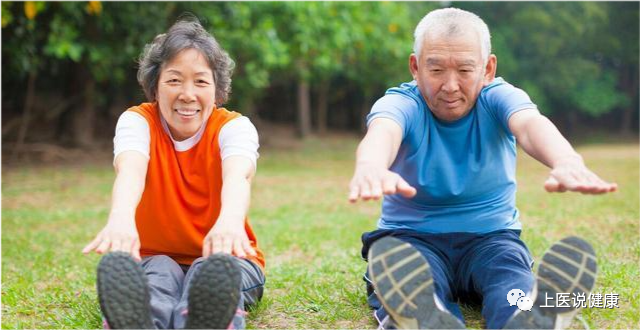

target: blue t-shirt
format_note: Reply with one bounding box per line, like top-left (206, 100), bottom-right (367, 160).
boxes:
top-left (367, 77), bottom-right (538, 233)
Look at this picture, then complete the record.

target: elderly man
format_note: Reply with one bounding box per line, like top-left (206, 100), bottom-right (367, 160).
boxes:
top-left (349, 7), bottom-right (617, 330)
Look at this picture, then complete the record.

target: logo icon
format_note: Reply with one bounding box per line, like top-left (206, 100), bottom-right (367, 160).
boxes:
top-left (517, 296), bottom-right (533, 311)
top-left (507, 289), bottom-right (533, 311)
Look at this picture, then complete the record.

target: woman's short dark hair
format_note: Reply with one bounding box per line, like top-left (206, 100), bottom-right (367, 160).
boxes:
top-left (137, 16), bottom-right (234, 105)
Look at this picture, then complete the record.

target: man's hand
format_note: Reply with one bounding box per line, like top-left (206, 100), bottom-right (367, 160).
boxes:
top-left (544, 157), bottom-right (617, 194)
top-left (349, 163), bottom-right (417, 202)
top-left (203, 219), bottom-right (256, 258)
top-left (82, 214), bottom-right (141, 261)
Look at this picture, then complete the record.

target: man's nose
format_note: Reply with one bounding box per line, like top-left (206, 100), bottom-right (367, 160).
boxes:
top-left (442, 73), bottom-right (460, 93)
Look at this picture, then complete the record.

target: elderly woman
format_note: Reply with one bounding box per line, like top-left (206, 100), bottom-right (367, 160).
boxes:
top-left (82, 17), bottom-right (264, 329)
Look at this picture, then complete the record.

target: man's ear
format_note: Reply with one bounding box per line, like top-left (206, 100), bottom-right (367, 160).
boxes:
top-left (409, 54), bottom-right (419, 80)
top-left (483, 54), bottom-right (497, 85)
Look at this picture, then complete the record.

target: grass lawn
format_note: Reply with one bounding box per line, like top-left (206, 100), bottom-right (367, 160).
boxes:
top-left (2, 136), bottom-right (638, 329)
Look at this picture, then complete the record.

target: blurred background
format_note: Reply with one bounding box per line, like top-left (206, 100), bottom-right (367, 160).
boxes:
top-left (1, 1), bottom-right (639, 162)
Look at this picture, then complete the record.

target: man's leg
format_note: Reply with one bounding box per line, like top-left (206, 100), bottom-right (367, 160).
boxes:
top-left (140, 255), bottom-right (186, 329)
top-left (363, 231), bottom-right (465, 329)
top-left (503, 236), bottom-right (598, 329)
top-left (456, 230), bottom-right (535, 329)
top-left (173, 254), bottom-right (265, 329)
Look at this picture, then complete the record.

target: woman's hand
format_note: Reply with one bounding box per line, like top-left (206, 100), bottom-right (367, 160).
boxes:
top-left (203, 218), bottom-right (256, 259)
top-left (82, 213), bottom-right (141, 261)
top-left (82, 151), bottom-right (148, 261)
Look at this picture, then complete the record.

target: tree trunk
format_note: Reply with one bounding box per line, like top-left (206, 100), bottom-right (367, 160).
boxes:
top-left (12, 70), bottom-right (38, 160)
top-left (316, 82), bottom-right (329, 135)
top-left (619, 67), bottom-right (638, 135)
top-left (239, 97), bottom-right (264, 138)
top-left (73, 77), bottom-right (96, 148)
top-left (564, 109), bottom-right (577, 138)
top-left (359, 90), bottom-right (373, 133)
top-left (297, 80), bottom-right (312, 138)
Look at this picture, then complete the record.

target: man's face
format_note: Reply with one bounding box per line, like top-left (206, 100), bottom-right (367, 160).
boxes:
top-left (410, 29), bottom-right (496, 122)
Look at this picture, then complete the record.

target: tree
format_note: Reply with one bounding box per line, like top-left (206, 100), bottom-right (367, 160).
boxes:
top-left (463, 2), bottom-right (635, 134)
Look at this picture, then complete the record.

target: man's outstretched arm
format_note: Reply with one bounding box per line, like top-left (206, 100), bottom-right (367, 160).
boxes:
top-left (349, 118), bottom-right (417, 202)
top-left (508, 109), bottom-right (617, 194)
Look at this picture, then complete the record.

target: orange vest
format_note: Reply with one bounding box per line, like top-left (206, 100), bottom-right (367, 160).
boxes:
top-left (128, 102), bottom-right (264, 269)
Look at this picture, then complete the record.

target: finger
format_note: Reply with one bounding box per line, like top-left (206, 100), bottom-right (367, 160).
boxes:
top-left (360, 179), bottom-right (373, 201)
top-left (576, 172), bottom-right (605, 194)
top-left (348, 183), bottom-right (360, 203)
top-left (242, 240), bottom-right (257, 256)
top-left (397, 178), bottom-right (417, 198)
top-left (232, 239), bottom-right (246, 258)
top-left (221, 236), bottom-right (233, 255)
top-left (381, 175), bottom-right (398, 195)
top-left (212, 235), bottom-right (224, 255)
top-left (111, 239), bottom-right (123, 252)
top-left (202, 237), bottom-right (213, 258)
top-left (82, 236), bottom-right (102, 254)
top-left (593, 176), bottom-right (618, 194)
top-left (131, 239), bottom-right (142, 262)
top-left (544, 176), bottom-right (561, 192)
top-left (95, 239), bottom-right (111, 254)
top-left (368, 177), bottom-right (383, 200)
top-left (561, 173), bottom-right (581, 191)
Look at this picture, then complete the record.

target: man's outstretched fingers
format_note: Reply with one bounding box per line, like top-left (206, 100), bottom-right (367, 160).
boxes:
top-left (397, 178), bottom-right (417, 198)
top-left (348, 185), bottom-right (361, 203)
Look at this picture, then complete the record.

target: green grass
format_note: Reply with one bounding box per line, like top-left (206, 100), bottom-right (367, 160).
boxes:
top-left (2, 137), bottom-right (638, 329)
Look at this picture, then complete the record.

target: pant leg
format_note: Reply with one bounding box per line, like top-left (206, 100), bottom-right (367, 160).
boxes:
top-left (140, 255), bottom-right (186, 329)
top-left (361, 229), bottom-right (465, 327)
top-left (172, 256), bottom-right (265, 329)
top-left (456, 230), bottom-right (535, 329)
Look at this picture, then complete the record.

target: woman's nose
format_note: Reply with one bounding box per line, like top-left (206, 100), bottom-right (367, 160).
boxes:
top-left (178, 83), bottom-right (196, 102)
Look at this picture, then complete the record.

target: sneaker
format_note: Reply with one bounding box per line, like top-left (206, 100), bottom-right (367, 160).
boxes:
top-left (97, 252), bottom-right (154, 329)
top-left (185, 253), bottom-right (242, 329)
top-left (504, 236), bottom-right (597, 329)
top-left (368, 236), bottom-right (465, 329)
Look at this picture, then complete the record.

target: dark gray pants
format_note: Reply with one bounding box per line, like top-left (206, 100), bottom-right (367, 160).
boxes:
top-left (141, 255), bottom-right (265, 329)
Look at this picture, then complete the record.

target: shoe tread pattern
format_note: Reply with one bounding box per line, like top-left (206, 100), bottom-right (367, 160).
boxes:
top-left (97, 252), bottom-right (153, 329)
top-left (368, 236), bottom-right (465, 329)
top-left (185, 254), bottom-right (242, 329)
top-left (504, 236), bottom-right (597, 329)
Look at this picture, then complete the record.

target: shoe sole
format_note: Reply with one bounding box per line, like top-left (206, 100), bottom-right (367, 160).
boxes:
top-left (368, 236), bottom-right (465, 329)
top-left (97, 252), bottom-right (153, 329)
top-left (185, 254), bottom-right (242, 329)
top-left (504, 236), bottom-right (597, 329)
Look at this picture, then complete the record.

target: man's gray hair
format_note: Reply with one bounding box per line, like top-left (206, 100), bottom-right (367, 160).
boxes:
top-left (137, 16), bottom-right (235, 105)
top-left (413, 8), bottom-right (492, 64)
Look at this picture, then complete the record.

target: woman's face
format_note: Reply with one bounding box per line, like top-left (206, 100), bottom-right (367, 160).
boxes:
top-left (157, 48), bottom-right (216, 141)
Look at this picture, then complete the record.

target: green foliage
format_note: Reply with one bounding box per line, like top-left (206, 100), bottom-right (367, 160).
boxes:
top-left (570, 71), bottom-right (630, 117)
top-left (461, 1), bottom-right (638, 119)
top-left (2, 2), bottom-right (14, 28)
top-left (1, 2), bottom-right (638, 132)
